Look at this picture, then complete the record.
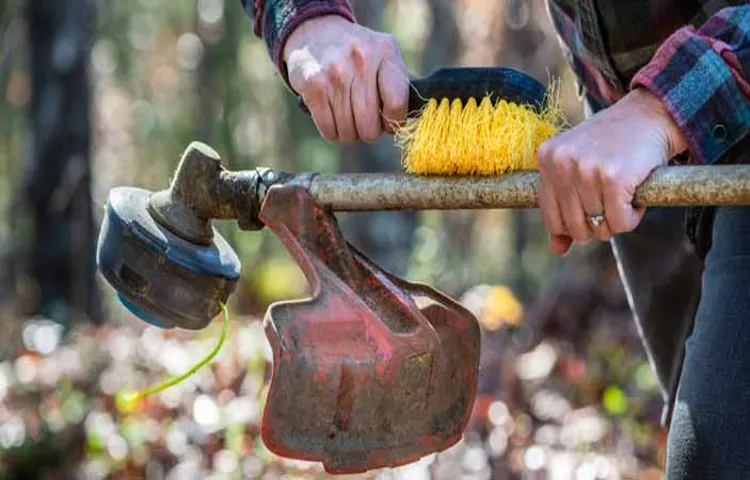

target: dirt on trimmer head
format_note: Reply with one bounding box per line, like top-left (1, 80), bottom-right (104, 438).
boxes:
top-left (258, 183), bottom-right (481, 474)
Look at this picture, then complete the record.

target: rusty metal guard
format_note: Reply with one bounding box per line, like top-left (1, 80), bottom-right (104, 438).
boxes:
top-left (258, 183), bottom-right (481, 474)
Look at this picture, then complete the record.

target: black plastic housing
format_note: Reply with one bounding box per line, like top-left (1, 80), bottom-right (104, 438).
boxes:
top-left (96, 187), bottom-right (241, 330)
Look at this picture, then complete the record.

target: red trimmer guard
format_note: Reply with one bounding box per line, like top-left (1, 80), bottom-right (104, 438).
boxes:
top-left (257, 183), bottom-right (481, 474)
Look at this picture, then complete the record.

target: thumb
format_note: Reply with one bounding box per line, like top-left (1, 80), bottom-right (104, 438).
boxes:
top-left (626, 205), bottom-right (647, 231)
top-left (377, 59), bottom-right (409, 133)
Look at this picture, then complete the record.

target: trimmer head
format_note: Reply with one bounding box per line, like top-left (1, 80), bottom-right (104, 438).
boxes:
top-left (96, 144), bottom-right (242, 329)
top-left (95, 142), bottom-right (482, 474)
top-left (258, 184), bottom-right (481, 474)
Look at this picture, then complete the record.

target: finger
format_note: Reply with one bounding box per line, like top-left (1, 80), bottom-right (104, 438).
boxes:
top-left (600, 167), bottom-right (645, 234)
top-left (540, 140), bottom-right (594, 244)
top-left (301, 76), bottom-right (338, 141)
top-left (559, 185), bottom-right (593, 243)
top-left (544, 154), bottom-right (591, 244)
top-left (631, 205), bottom-right (647, 229)
top-left (574, 164), bottom-right (612, 241)
top-left (350, 43), bottom-right (383, 143)
top-left (377, 58), bottom-right (409, 133)
top-left (550, 234), bottom-right (574, 256)
top-left (328, 62), bottom-right (358, 144)
top-left (538, 168), bottom-right (570, 254)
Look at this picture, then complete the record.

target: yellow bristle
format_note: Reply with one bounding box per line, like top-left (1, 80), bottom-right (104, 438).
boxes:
top-left (448, 98), bottom-right (466, 172)
top-left (395, 82), bottom-right (565, 176)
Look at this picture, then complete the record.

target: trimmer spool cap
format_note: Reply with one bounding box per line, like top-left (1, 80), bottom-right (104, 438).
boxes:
top-left (96, 186), bottom-right (241, 330)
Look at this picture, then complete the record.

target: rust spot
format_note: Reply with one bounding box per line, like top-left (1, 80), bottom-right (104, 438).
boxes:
top-left (333, 366), bottom-right (354, 432)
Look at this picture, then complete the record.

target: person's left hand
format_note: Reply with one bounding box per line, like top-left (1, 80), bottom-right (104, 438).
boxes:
top-left (537, 87), bottom-right (689, 256)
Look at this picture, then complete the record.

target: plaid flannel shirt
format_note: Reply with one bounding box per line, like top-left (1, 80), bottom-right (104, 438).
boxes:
top-left (242, 0), bottom-right (750, 166)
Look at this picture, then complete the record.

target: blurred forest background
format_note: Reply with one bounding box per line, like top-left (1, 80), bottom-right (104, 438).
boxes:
top-left (0, 0), bottom-right (668, 478)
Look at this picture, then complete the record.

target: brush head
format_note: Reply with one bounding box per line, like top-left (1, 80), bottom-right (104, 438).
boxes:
top-left (396, 67), bottom-right (564, 176)
top-left (298, 65), bottom-right (563, 176)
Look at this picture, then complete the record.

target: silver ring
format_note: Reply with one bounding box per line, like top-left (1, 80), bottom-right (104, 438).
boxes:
top-left (587, 214), bottom-right (605, 227)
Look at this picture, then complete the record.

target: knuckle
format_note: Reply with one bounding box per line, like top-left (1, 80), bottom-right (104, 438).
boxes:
top-left (537, 140), bottom-right (554, 161)
top-left (378, 34), bottom-right (398, 53)
top-left (597, 164), bottom-right (619, 185)
top-left (326, 62), bottom-right (347, 85)
top-left (305, 75), bottom-right (327, 98)
top-left (575, 161), bottom-right (596, 182)
top-left (553, 144), bottom-right (576, 163)
top-left (382, 91), bottom-right (406, 113)
top-left (550, 153), bottom-right (573, 175)
top-left (541, 143), bottom-right (576, 173)
top-left (349, 40), bottom-right (369, 60)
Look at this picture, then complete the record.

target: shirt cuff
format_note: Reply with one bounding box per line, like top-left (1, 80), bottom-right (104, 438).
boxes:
top-left (261, 0), bottom-right (355, 87)
top-left (630, 26), bottom-right (750, 165)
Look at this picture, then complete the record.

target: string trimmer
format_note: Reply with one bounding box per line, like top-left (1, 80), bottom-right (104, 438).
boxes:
top-left (96, 140), bottom-right (750, 474)
top-left (96, 66), bottom-right (750, 475)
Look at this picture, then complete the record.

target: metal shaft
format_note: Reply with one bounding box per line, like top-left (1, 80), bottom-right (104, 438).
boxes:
top-left (305, 165), bottom-right (750, 211)
top-left (151, 144), bottom-right (750, 238)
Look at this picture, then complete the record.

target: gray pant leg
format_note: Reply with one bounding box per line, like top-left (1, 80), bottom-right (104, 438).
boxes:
top-left (666, 207), bottom-right (750, 479)
top-left (580, 98), bottom-right (703, 426)
top-left (609, 207), bottom-right (704, 425)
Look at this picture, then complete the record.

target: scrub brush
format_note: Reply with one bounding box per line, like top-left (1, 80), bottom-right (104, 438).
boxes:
top-left (393, 67), bottom-right (565, 176)
top-left (299, 66), bottom-right (565, 175)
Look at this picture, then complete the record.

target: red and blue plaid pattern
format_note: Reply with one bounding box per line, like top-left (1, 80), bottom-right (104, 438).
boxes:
top-left (243, 0), bottom-right (750, 165)
top-left (631, 6), bottom-right (750, 165)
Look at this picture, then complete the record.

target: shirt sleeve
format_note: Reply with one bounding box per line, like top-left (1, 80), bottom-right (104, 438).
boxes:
top-left (630, 6), bottom-right (750, 165)
top-left (241, 0), bottom-right (355, 85)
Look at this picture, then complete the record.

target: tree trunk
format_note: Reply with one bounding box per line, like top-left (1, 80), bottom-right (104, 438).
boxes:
top-left (17, 0), bottom-right (99, 326)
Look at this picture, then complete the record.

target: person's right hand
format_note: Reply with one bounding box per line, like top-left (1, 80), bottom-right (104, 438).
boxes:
top-left (283, 15), bottom-right (409, 144)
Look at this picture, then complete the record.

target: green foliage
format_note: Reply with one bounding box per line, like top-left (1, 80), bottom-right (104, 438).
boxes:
top-left (602, 385), bottom-right (628, 416)
top-left (252, 256), bottom-right (309, 305)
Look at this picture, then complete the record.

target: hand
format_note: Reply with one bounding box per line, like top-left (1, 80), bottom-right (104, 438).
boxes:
top-left (537, 87), bottom-right (689, 256)
top-left (283, 15), bottom-right (409, 144)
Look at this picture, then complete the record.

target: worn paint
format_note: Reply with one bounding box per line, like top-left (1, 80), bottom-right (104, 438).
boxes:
top-left (258, 184), bottom-right (481, 474)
